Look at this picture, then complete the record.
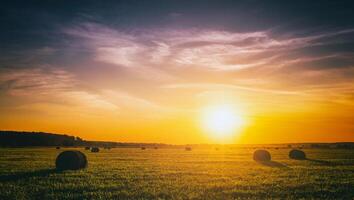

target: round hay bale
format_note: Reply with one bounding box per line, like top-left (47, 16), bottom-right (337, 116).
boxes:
top-left (253, 150), bottom-right (271, 162)
top-left (154, 146), bottom-right (158, 150)
top-left (185, 147), bottom-right (192, 151)
top-left (141, 147), bottom-right (146, 150)
top-left (56, 150), bottom-right (87, 171)
top-left (85, 147), bottom-right (90, 150)
top-left (91, 147), bottom-right (99, 153)
top-left (56, 147), bottom-right (61, 149)
top-left (289, 149), bottom-right (306, 160)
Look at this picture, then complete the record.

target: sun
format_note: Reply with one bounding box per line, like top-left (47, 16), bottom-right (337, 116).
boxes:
top-left (200, 104), bottom-right (244, 141)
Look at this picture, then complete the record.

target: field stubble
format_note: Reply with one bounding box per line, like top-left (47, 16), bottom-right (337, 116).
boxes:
top-left (0, 147), bottom-right (353, 199)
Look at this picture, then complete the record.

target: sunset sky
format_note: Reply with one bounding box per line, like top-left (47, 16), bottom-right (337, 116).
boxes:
top-left (1, 0), bottom-right (354, 144)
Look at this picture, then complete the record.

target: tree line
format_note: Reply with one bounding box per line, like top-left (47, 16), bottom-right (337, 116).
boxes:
top-left (0, 130), bottom-right (170, 148)
top-left (0, 131), bottom-right (84, 147)
top-left (0, 130), bottom-right (353, 149)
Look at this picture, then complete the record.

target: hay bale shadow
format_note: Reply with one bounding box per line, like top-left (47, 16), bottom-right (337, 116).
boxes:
top-left (0, 169), bottom-right (60, 182)
top-left (289, 157), bottom-right (354, 166)
top-left (257, 160), bottom-right (289, 168)
top-left (306, 158), bottom-right (353, 166)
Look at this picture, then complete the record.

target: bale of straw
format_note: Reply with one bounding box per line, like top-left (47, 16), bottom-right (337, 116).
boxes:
top-left (56, 150), bottom-right (87, 171)
top-left (91, 147), bottom-right (99, 153)
top-left (185, 147), bottom-right (192, 151)
top-left (289, 149), bottom-right (306, 160)
top-left (253, 150), bottom-right (271, 162)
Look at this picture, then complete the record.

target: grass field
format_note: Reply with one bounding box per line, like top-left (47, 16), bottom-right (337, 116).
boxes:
top-left (0, 147), bottom-right (353, 199)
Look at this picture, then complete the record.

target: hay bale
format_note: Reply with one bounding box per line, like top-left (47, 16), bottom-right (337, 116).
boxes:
top-left (55, 150), bottom-right (87, 171)
top-left (289, 149), bottom-right (306, 160)
top-left (85, 147), bottom-right (90, 150)
top-left (141, 147), bottom-right (146, 150)
top-left (185, 147), bottom-right (192, 151)
top-left (56, 147), bottom-right (61, 149)
top-left (253, 150), bottom-right (271, 162)
top-left (91, 147), bottom-right (99, 153)
top-left (154, 146), bottom-right (158, 150)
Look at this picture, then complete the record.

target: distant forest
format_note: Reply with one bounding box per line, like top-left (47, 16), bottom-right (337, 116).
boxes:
top-left (0, 131), bottom-right (169, 148)
top-left (0, 130), bottom-right (353, 149)
top-left (0, 131), bottom-right (85, 147)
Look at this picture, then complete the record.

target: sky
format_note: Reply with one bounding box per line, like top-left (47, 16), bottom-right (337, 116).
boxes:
top-left (0, 0), bottom-right (354, 144)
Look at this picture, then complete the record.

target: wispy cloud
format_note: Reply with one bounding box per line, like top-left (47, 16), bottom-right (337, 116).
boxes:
top-left (0, 67), bottom-right (167, 114)
top-left (58, 22), bottom-right (354, 109)
top-left (63, 23), bottom-right (354, 74)
top-left (161, 83), bottom-right (303, 95)
top-left (0, 68), bottom-right (112, 110)
top-left (0, 67), bottom-right (76, 96)
top-left (2, 22), bottom-right (353, 119)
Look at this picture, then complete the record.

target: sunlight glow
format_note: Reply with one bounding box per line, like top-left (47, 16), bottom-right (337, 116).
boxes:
top-left (200, 104), bottom-right (244, 141)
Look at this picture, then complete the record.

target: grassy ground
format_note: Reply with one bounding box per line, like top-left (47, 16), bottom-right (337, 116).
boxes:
top-left (0, 147), bottom-right (353, 200)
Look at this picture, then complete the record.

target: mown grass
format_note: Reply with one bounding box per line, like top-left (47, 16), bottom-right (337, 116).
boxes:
top-left (0, 147), bottom-right (353, 199)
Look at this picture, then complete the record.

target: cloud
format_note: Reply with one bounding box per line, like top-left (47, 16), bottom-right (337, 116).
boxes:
top-left (0, 67), bottom-right (76, 96)
top-left (101, 90), bottom-right (163, 111)
top-left (63, 23), bottom-right (354, 74)
top-left (2, 22), bottom-right (353, 117)
top-left (63, 91), bottom-right (120, 111)
top-left (0, 68), bottom-right (116, 112)
top-left (63, 24), bottom-right (273, 71)
top-left (0, 67), bottom-right (179, 117)
top-left (161, 83), bottom-right (303, 96)
top-left (59, 23), bottom-right (354, 108)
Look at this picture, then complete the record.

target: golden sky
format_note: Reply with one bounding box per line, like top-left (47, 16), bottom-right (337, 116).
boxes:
top-left (1, 2), bottom-right (354, 144)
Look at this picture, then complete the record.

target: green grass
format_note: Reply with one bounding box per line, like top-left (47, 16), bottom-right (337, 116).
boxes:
top-left (0, 147), bottom-right (353, 199)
